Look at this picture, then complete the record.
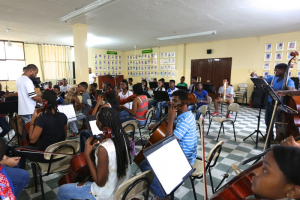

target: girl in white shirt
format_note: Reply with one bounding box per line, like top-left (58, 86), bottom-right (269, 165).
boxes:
top-left (119, 79), bottom-right (133, 118)
top-left (57, 107), bottom-right (131, 200)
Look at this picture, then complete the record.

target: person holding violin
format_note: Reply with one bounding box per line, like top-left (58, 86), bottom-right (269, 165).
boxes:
top-left (142, 90), bottom-right (197, 200)
top-left (90, 83), bottom-right (98, 100)
top-left (69, 82), bottom-right (91, 137)
top-left (264, 64), bottom-right (295, 146)
top-left (57, 107), bottom-right (131, 200)
top-left (250, 145), bottom-right (300, 199)
top-left (119, 79), bottom-right (133, 118)
top-left (17, 90), bottom-right (68, 169)
top-left (120, 83), bottom-right (148, 127)
top-left (188, 82), bottom-right (209, 120)
top-left (53, 85), bottom-right (64, 104)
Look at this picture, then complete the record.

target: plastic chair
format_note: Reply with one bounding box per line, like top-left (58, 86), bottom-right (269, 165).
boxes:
top-left (114, 170), bottom-right (154, 200)
top-left (190, 141), bottom-right (224, 198)
top-left (234, 83), bottom-right (248, 106)
top-left (31, 140), bottom-right (80, 200)
top-left (207, 103), bottom-right (240, 142)
top-left (206, 96), bottom-right (212, 119)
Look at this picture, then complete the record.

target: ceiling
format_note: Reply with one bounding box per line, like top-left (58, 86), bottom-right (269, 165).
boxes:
top-left (1, 0), bottom-right (300, 51)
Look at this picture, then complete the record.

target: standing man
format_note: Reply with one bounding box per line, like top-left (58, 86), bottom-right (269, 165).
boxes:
top-left (60, 78), bottom-right (71, 94)
top-left (88, 68), bottom-right (96, 84)
top-left (265, 64), bottom-right (295, 147)
top-left (17, 64), bottom-right (42, 126)
top-left (177, 76), bottom-right (188, 88)
top-left (188, 76), bottom-right (197, 93)
top-left (212, 78), bottom-right (234, 118)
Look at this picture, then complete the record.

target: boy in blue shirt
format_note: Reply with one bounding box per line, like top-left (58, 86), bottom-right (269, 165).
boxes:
top-left (265, 63), bottom-right (295, 147)
top-left (188, 82), bottom-right (209, 120)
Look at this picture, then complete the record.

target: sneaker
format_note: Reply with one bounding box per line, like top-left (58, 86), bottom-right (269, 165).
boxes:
top-left (69, 132), bottom-right (79, 138)
top-left (226, 114), bottom-right (231, 118)
top-left (212, 112), bottom-right (219, 116)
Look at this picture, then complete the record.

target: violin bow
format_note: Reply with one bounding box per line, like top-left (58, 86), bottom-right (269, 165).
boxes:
top-left (200, 115), bottom-right (208, 199)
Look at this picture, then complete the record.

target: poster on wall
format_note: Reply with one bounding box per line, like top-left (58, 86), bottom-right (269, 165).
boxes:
top-left (172, 72), bottom-right (175, 77)
top-left (99, 54), bottom-right (102, 59)
top-left (263, 71), bottom-right (269, 78)
top-left (276, 43), bottom-right (283, 51)
top-left (265, 44), bottom-right (272, 52)
top-left (263, 63), bottom-right (270, 70)
top-left (94, 54), bottom-right (97, 59)
top-left (160, 52), bottom-right (164, 58)
top-left (288, 41), bottom-right (296, 50)
top-left (264, 53), bottom-right (272, 61)
top-left (172, 65), bottom-right (175, 70)
top-left (275, 53), bottom-right (282, 61)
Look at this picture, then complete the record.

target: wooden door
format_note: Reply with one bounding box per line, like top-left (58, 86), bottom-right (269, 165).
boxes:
top-left (191, 58), bottom-right (232, 99)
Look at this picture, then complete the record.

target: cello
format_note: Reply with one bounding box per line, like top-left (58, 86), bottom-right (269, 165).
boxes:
top-left (274, 51), bottom-right (300, 142)
top-left (58, 127), bottom-right (112, 186)
top-left (134, 93), bottom-right (196, 166)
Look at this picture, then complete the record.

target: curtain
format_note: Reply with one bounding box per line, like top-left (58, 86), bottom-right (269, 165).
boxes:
top-left (38, 44), bottom-right (73, 84)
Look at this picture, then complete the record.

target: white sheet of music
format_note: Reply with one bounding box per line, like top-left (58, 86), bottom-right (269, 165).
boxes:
top-left (89, 120), bottom-right (103, 136)
top-left (57, 104), bottom-right (77, 123)
top-left (146, 139), bottom-right (192, 195)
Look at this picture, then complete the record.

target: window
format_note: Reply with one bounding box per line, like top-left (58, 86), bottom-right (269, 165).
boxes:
top-left (0, 41), bottom-right (25, 81)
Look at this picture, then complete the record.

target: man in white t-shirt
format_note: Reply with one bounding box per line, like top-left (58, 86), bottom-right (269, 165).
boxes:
top-left (212, 78), bottom-right (234, 118)
top-left (17, 64), bottom-right (42, 125)
top-left (60, 78), bottom-right (71, 94)
top-left (89, 68), bottom-right (96, 84)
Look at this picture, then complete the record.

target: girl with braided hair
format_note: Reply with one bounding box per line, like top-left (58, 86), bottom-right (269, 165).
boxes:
top-left (57, 107), bottom-right (131, 200)
top-left (17, 90), bottom-right (68, 169)
top-left (251, 145), bottom-right (300, 199)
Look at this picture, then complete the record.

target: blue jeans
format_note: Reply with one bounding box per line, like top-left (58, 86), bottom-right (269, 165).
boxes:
top-left (20, 115), bottom-right (32, 126)
top-left (120, 110), bottom-right (130, 118)
top-left (121, 117), bottom-right (146, 127)
top-left (156, 101), bottom-right (168, 120)
top-left (69, 112), bottom-right (86, 133)
top-left (57, 182), bottom-right (95, 200)
top-left (3, 165), bottom-right (30, 197)
top-left (80, 130), bottom-right (92, 152)
top-left (188, 105), bottom-right (207, 120)
top-left (140, 159), bottom-right (165, 198)
top-left (0, 117), bottom-right (10, 137)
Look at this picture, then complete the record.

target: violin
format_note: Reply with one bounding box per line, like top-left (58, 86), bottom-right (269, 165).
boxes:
top-left (118, 94), bottom-right (136, 105)
top-left (58, 127), bottom-right (112, 186)
top-left (134, 93), bottom-right (197, 166)
top-left (19, 100), bottom-right (48, 146)
top-left (274, 51), bottom-right (300, 143)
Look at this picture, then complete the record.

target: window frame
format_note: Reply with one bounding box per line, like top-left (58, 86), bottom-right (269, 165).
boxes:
top-left (0, 40), bottom-right (25, 61)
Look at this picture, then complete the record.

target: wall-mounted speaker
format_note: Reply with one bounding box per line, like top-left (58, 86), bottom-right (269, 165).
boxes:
top-left (207, 49), bottom-right (212, 54)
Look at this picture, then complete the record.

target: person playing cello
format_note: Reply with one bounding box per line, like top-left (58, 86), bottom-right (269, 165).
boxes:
top-left (141, 90), bottom-right (198, 200)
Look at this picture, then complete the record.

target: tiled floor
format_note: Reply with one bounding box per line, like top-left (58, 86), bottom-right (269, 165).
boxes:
top-left (10, 104), bottom-right (270, 200)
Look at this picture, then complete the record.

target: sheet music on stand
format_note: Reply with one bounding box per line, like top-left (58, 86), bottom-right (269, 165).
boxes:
top-left (57, 104), bottom-right (77, 123)
top-left (143, 135), bottom-right (195, 196)
top-left (251, 78), bottom-right (297, 114)
top-left (86, 115), bottom-right (103, 137)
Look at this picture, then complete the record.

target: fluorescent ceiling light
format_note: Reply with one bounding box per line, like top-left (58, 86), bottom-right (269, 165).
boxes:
top-left (157, 31), bottom-right (217, 41)
top-left (60, 0), bottom-right (114, 22)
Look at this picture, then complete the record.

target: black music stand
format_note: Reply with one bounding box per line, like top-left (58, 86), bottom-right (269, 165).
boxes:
top-left (0, 101), bottom-right (21, 146)
top-left (243, 78), bottom-right (266, 149)
top-left (250, 78), bottom-right (297, 149)
top-left (176, 86), bottom-right (188, 91)
top-left (143, 135), bottom-right (195, 200)
top-left (153, 91), bottom-right (170, 102)
top-left (149, 82), bottom-right (158, 90)
top-left (164, 82), bottom-right (169, 90)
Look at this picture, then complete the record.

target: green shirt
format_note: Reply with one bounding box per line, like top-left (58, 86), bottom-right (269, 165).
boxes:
top-left (177, 83), bottom-right (188, 87)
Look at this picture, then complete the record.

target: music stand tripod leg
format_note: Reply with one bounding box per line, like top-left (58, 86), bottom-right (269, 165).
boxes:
top-left (263, 100), bottom-right (278, 151)
top-left (243, 96), bottom-right (265, 149)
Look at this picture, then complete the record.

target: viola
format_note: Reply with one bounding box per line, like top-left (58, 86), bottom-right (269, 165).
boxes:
top-left (118, 94), bottom-right (136, 105)
top-left (19, 100), bottom-right (48, 146)
top-left (58, 127), bottom-right (112, 186)
top-left (134, 93), bottom-right (197, 166)
top-left (274, 51), bottom-right (300, 143)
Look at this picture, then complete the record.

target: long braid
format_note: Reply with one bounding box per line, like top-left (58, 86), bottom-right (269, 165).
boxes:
top-left (97, 107), bottom-right (131, 178)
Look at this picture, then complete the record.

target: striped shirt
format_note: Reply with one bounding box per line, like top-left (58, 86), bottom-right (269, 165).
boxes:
top-left (134, 95), bottom-right (148, 121)
top-left (17, 75), bottom-right (37, 115)
top-left (173, 111), bottom-right (197, 165)
top-left (167, 87), bottom-right (178, 102)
